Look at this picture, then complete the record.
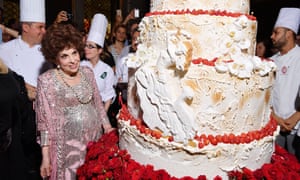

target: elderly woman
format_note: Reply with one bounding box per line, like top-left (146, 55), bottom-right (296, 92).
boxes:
top-left (36, 23), bottom-right (114, 180)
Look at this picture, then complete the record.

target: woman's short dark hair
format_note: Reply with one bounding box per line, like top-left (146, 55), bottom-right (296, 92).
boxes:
top-left (41, 23), bottom-right (84, 64)
top-left (257, 38), bottom-right (273, 58)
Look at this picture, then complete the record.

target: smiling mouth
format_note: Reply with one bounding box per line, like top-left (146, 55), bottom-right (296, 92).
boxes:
top-left (69, 64), bottom-right (79, 69)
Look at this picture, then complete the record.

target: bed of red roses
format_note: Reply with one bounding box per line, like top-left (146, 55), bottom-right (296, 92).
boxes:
top-left (76, 130), bottom-right (300, 180)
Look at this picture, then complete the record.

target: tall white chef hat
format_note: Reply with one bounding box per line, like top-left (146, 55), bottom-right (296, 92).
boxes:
top-left (87, 13), bottom-right (108, 47)
top-left (274, 7), bottom-right (300, 34)
top-left (20, 0), bottom-right (45, 23)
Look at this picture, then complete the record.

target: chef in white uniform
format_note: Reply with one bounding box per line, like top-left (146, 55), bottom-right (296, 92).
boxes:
top-left (81, 13), bottom-right (116, 112)
top-left (0, 0), bottom-right (51, 101)
top-left (270, 7), bottom-right (300, 155)
top-left (0, 1), bottom-right (50, 179)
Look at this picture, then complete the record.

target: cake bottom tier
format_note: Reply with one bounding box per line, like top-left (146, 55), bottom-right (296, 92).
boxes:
top-left (118, 119), bottom-right (276, 180)
top-left (77, 129), bottom-right (300, 180)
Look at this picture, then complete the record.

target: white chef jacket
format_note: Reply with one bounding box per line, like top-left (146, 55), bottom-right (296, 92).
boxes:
top-left (271, 45), bottom-right (300, 135)
top-left (116, 56), bottom-right (129, 83)
top-left (81, 60), bottom-right (116, 102)
top-left (0, 37), bottom-right (51, 87)
top-left (116, 45), bottom-right (130, 83)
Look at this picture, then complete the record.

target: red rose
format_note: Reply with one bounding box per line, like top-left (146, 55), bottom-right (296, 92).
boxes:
top-left (287, 171), bottom-right (300, 180)
top-left (228, 170), bottom-right (243, 180)
top-left (155, 169), bottom-right (171, 179)
top-left (126, 159), bottom-right (142, 173)
top-left (253, 169), bottom-right (264, 180)
top-left (107, 157), bottom-right (123, 169)
top-left (261, 163), bottom-right (284, 180)
top-left (141, 165), bottom-right (155, 178)
top-left (242, 167), bottom-right (256, 180)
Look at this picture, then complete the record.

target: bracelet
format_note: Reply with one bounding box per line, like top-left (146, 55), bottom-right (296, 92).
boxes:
top-left (40, 130), bottom-right (50, 146)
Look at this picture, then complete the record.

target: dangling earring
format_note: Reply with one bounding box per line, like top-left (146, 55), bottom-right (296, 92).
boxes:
top-left (57, 65), bottom-right (60, 69)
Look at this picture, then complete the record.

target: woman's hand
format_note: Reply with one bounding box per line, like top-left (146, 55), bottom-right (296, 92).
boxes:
top-left (54, 11), bottom-right (68, 24)
top-left (25, 83), bottom-right (37, 101)
top-left (40, 146), bottom-right (51, 178)
top-left (0, 58), bottom-right (8, 74)
top-left (0, 24), bottom-right (5, 31)
top-left (271, 111), bottom-right (289, 132)
top-left (123, 10), bottom-right (135, 25)
top-left (115, 13), bottom-right (123, 24)
top-left (0, 24), bottom-right (18, 38)
top-left (284, 112), bottom-right (300, 131)
top-left (103, 124), bottom-right (115, 133)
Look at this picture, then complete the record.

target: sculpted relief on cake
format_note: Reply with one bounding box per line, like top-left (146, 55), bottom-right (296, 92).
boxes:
top-left (118, 0), bottom-right (278, 179)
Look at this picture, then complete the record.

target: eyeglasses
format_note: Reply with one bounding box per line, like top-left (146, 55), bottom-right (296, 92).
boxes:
top-left (85, 44), bottom-right (97, 49)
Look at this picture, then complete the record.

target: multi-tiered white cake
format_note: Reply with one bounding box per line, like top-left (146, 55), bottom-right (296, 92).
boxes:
top-left (118, 0), bottom-right (278, 179)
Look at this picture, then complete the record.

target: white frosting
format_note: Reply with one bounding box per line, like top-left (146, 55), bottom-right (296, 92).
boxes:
top-left (119, 120), bottom-right (278, 179)
top-left (127, 61), bottom-right (275, 140)
top-left (138, 14), bottom-right (260, 78)
top-left (119, 0), bottom-right (277, 178)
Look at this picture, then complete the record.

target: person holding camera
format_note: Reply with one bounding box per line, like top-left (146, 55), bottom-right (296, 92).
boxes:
top-left (53, 10), bottom-right (72, 24)
top-left (108, 9), bottom-right (141, 64)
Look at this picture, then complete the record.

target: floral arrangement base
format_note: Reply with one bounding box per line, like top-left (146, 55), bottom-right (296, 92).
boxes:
top-left (77, 130), bottom-right (300, 180)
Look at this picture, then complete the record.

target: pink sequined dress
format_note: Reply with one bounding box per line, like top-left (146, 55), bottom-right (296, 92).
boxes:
top-left (36, 66), bottom-right (111, 180)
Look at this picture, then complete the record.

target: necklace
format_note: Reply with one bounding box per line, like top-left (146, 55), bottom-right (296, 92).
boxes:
top-left (57, 69), bottom-right (93, 104)
top-left (59, 70), bottom-right (77, 80)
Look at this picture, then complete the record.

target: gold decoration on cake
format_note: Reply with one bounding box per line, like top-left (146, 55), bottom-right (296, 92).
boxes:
top-left (188, 140), bottom-right (197, 147)
top-left (211, 90), bottom-right (224, 104)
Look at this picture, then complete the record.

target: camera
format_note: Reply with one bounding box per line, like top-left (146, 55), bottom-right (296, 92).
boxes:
top-left (116, 9), bottom-right (122, 16)
top-left (134, 9), bottom-right (139, 18)
top-left (67, 13), bottom-right (73, 20)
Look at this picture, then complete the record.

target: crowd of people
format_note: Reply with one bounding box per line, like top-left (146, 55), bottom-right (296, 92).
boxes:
top-left (0, 0), bottom-right (300, 179)
top-left (0, 0), bottom-right (140, 179)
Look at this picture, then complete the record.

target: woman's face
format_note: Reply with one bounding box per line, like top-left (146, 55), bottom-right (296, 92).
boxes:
top-left (255, 42), bottom-right (266, 57)
top-left (114, 27), bottom-right (127, 42)
top-left (57, 47), bottom-right (80, 76)
top-left (131, 31), bottom-right (140, 52)
top-left (84, 41), bottom-right (102, 60)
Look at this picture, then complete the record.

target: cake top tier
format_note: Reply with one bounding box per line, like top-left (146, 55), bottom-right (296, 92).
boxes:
top-left (150, 0), bottom-right (250, 14)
